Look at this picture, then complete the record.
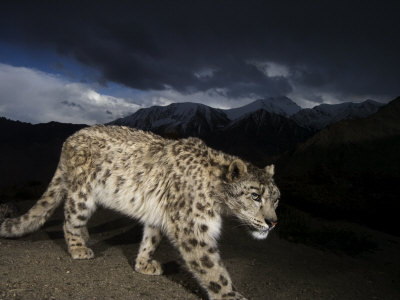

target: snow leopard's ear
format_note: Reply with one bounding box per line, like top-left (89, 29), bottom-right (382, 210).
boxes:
top-left (265, 164), bottom-right (275, 176)
top-left (227, 159), bottom-right (247, 182)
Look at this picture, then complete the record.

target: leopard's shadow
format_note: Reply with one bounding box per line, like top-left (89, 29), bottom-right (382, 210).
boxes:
top-left (43, 212), bottom-right (208, 300)
top-left (161, 260), bottom-right (209, 300)
top-left (115, 229), bottom-right (208, 300)
top-left (44, 216), bottom-right (139, 243)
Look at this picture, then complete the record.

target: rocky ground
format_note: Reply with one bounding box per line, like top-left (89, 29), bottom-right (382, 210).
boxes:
top-left (0, 200), bottom-right (399, 300)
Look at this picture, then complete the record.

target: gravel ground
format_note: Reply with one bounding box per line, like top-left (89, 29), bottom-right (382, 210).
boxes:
top-left (0, 201), bottom-right (399, 300)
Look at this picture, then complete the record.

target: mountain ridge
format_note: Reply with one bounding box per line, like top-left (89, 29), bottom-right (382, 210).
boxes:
top-left (111, 97), bottom-right (383, 136)
top-left (111, 102), bottom-right (230, 138)
top-left (223, 96), bottom-right (302, 119)
top-left (110, 98), bottom-right (315, 163)
top-left (291, 99), bottom-right (383, 130)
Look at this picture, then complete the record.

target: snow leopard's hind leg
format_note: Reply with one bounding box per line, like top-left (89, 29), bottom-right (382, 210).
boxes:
top-left (63, 189), bottom-right (97, 260)
top-left (135, 224), bottom-right (163, 275)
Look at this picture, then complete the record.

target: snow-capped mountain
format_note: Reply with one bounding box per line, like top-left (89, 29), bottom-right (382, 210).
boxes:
top-left (223, 96), bottom-right (302, 120)
top-left (291, 99), bottom-right (383, 130)
top-left (110, 99), bottom-right (312, 163)
top-left (110, 102), bottom-right (230, 137)
top-left (110, 98), bottom-right (384, 146)
top-left (110, 97), bottom-right (302, 138)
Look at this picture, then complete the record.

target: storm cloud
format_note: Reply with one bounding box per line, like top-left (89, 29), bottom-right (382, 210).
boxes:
top-left (0, 0), bottom-right (399, 108)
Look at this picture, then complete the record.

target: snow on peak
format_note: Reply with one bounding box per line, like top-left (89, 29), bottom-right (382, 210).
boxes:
top-left (224, 96), bottom-right (302, 120)
top-left (292, 99), bottom-right (383, 130)
top-left (111, 98), bottom-right (384, 136)
top-left (110, 102), bottom-right (229, 136)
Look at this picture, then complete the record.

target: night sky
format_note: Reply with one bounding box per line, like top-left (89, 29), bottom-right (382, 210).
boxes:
top-left (0, 0), bottom-right (399, 124)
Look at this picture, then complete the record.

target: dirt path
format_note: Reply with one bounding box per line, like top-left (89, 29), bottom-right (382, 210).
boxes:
top-left (1, 201), bottom-right (399, 300)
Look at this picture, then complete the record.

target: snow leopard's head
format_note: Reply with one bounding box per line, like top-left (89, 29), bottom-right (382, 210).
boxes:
top-left (220, 159), bottom-right (280, 240)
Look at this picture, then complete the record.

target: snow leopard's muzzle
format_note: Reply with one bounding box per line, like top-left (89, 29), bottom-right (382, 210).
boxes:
top-left (250, 218), bottom-right (277, 240)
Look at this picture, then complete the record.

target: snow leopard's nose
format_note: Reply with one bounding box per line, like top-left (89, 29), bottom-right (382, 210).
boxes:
top-left (265, 218), bottom-right (277, 228)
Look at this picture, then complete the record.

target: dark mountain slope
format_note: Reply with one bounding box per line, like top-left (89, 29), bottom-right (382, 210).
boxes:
top-left (0, 117), bottom-right (86, 198)
top-left (277, 97), bottom-right (400, 234)
top-left (208, 110), bottom-right (313, 166)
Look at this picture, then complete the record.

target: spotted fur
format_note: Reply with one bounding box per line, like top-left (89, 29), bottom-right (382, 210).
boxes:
top-left (0, 125), bottom-right (280, 300)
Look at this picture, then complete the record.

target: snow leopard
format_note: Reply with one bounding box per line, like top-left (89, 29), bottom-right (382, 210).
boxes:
top-left (0, 125), bottom-right (280, 300)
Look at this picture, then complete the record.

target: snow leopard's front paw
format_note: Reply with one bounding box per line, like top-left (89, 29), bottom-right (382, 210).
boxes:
top-left (220, 291), bottom-right (248, 300)
top-left (69, 246), bottom-right (94, 259)
top-left (135, 258), bottom-right (163, 275)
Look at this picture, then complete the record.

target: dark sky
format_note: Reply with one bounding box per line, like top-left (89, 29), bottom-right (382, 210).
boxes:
top-left (0, 0), bottom-right (399, 124)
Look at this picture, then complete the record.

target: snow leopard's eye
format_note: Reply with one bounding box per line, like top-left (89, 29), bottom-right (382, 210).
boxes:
top-left (251, 193), bottom-right (261, 202)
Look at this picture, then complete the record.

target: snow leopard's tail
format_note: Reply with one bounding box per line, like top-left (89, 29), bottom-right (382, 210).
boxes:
top-left (0, 167), bottom-right (66, 238)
